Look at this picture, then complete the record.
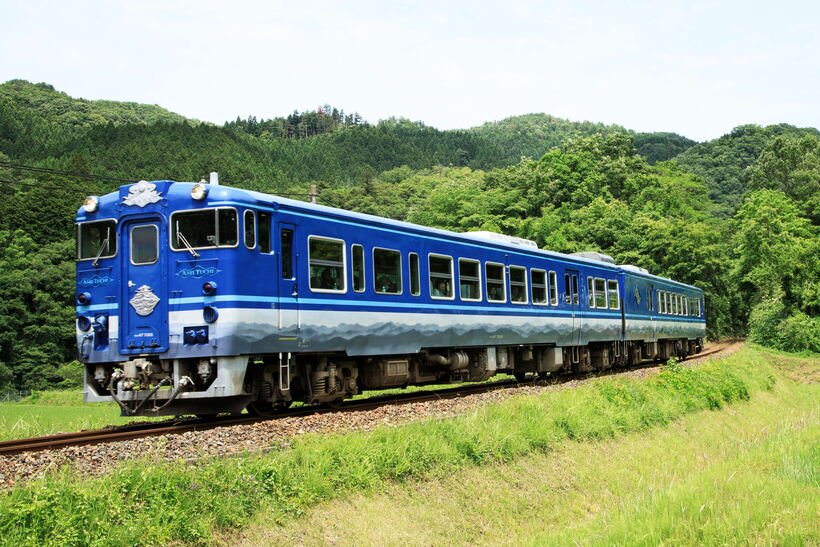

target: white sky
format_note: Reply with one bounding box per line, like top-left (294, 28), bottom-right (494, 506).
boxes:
top-left (1, 0), bottom-right (818, 141)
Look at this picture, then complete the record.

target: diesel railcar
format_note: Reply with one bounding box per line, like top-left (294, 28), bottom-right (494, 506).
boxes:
top-left (75, 178), bottom-right (705, 416)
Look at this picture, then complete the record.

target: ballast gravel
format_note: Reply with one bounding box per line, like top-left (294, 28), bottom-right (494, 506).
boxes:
top-left (0, 343), bottom-right (741, 490)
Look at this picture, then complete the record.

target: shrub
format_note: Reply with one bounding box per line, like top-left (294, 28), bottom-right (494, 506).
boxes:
top-left (777, 312), bottom-right (820, 353)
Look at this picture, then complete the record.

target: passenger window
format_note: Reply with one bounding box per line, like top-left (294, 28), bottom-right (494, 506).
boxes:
top-left (459, 259), bottom-right (481, 301)
top-left (429, 254), bottom-right (453, 298)
top-left (510, 266), bottom-right (527, 304)
top-left (608, 280), bottom-right (619, 310)
top-left (594, 278), bottom-right (607, 309)
top-left (531, 269), bottom-right (547, 305)
top-left (549, 271), bottom-right (558, 305)
top-left (130, 225), bottom-right (158, 265)
top-left (280, 229), bottom-right (293, 279)
top-left (409, 253), bottom-right (420, 296)
top-left (374, 248), bottom-right (401, 294)
top-left (486, 262), bottom-right (506, 302)
top-left (244, 210), bottom-right (256, 249)
top-left (258, 212), bottom-right (271, 253)
top-left (308, 236), bottom-right (345, 292)
top-left (352, 245), bottom-right (365, 292)
top-left (587, 277), bottom-right (595, 307)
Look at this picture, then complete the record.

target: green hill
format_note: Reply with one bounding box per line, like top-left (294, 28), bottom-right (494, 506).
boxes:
top-left (0, 79), bottom-right (195, 159)
top-left (674, 123), bottom-right (820, 209)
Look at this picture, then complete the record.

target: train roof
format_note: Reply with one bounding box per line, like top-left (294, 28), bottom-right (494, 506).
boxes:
top-left (83, 180), bottom-right (702, 293)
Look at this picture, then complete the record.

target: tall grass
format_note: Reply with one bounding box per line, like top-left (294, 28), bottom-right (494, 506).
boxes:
top-left (0, 348), bottom-right (779, 545)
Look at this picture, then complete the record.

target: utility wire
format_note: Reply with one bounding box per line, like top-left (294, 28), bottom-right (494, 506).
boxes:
top-left (0, 161), bottom-right (135, 183)
top-left (0, 176), bottom-right (318, 200)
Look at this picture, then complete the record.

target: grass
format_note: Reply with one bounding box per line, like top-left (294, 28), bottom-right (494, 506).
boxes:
top-left (0, 391), bottom-right (161, 441)
top-left (247, 354), bottom-right (817, 545)
top-left (0, 345), bottom-right (812, 546)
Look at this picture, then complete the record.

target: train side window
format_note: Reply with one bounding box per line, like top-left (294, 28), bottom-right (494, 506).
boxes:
top-left (531, 269), bottom-right (547, 305)
top-left (674, 294), bottom-right (680, 315)
top-left (429, 254), bottom-right (454, 299)
top-left (608, 280), bottom-right (620, 310)
top-left (594, 278), bottom-right (607, 309)
top-left (374, 248), bottom-right (402, 294)
top-left (130, 225), bottom-right (158, 265)
top-left (459, 258), bottom-right (482, 301)
top-left (684, 297), bottom-right (689, 316)
top-left (549, 271), bottom-right (558, 305)
top-left (658, 291), bottom-right (665, 314)
top-left (486, 262), bottom-right (506, 303)
top-left (409, 253), bottom-right (420, 296)
top-left (280, 229), bottom-right (293, 279)
top-left (587, 277), bottom-right (595, 307)
top-left (308, 236), bottom-right (346, 292)
top-left (243, 210), bottom-right (256, 249)
top-left (352, 244), bottom-right (365, 292)
top-left (257, 212), bottom-right (271, 253)
top-left (510, 266), bottom-right (528, 304)
top-left (698, 298), bottom-right (702, 317)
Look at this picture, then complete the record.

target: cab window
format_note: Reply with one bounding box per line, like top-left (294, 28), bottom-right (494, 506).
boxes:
top-left (77, 220), bottom-right (117, 260)
top-left (171, 208), bottom-right (237, 250)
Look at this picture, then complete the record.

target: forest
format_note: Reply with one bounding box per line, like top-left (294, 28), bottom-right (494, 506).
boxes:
top-left (0, 79), bottom-right (817, 391)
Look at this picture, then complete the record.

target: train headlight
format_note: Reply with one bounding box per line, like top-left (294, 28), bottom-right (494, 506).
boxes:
top-left (203, 305), bottom-right (219, 323)
top-left (77, 316), bottom-right (92, 331)
top-left (191, 183), bottom-right (208, 200)
top-left (82, 196), bottom-right (99, 213)
top-left (202, 281), bottom-right (218, 295)
top-left (77, 292), bottom-right (92, 305)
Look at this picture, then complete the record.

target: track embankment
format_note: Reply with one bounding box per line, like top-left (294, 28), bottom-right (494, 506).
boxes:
top-left (0, 343), bottom-right (737, 489)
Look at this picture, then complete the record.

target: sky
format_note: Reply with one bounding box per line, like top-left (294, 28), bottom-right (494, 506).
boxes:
top-left (1, 0), bottom-right (818, 141)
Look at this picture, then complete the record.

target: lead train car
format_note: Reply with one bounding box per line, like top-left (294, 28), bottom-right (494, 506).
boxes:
top-left (76, 180), bottom-right (705, 416)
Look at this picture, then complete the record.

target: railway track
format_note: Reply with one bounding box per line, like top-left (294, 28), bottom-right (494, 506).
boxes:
top-left (0, 345), bottom-right (728, 457)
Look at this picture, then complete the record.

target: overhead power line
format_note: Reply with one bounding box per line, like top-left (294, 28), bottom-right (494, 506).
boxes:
top-left (0, 161), bottom-right (136, 183)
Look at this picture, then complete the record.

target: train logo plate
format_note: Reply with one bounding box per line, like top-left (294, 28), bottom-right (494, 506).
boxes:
top-left (123, 180), bottom-right (162, 207)
top-left (176, 265), bottom-right (221, 279)
top-left (130, 285), bottom-right (160, 316)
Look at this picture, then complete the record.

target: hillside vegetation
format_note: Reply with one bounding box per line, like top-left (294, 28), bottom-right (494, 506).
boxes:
top-left (0, 79), bottom-right (817, 391)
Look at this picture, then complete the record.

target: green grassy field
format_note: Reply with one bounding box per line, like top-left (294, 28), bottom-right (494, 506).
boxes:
top-left (0, 391), bottom-right (160, 441)
top-left (0, 345), bottom-right (816, 546)
top-left (244, 347), bottom-right (818, 545)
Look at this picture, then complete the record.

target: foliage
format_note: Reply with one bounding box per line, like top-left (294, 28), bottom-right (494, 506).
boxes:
top-left (675, 123), bottom-right (819, 210)
top-left (0, 347), bottom-right (782, 544)
top-left (746, 133), bottom-right (820, 223)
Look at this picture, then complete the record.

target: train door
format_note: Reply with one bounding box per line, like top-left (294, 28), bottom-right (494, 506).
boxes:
top-left (277, 223), bottom-right (299, 338)
top-left (565, 269), bottom-right (581, 346)
top-left (120, 217), bottom-right (169, 354)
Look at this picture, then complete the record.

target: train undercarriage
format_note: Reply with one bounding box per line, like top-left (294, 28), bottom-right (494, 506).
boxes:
top-left (86, 338), bottom-right (704, 417)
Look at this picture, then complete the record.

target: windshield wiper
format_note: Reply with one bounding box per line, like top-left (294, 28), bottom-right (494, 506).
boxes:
top-left (175, 224), bottom-right (200, 258)
top-left (92, 230), bottom-right (110, 267)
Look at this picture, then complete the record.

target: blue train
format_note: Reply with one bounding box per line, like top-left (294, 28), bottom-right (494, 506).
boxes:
top-left (76, 178), bottom-right (705, 416)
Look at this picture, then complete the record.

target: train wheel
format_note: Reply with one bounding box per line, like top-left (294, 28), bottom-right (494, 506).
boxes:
top-left (247, 400), bottom-right (292, 417)
top-left (514, 371), bottom-right (527, 382)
